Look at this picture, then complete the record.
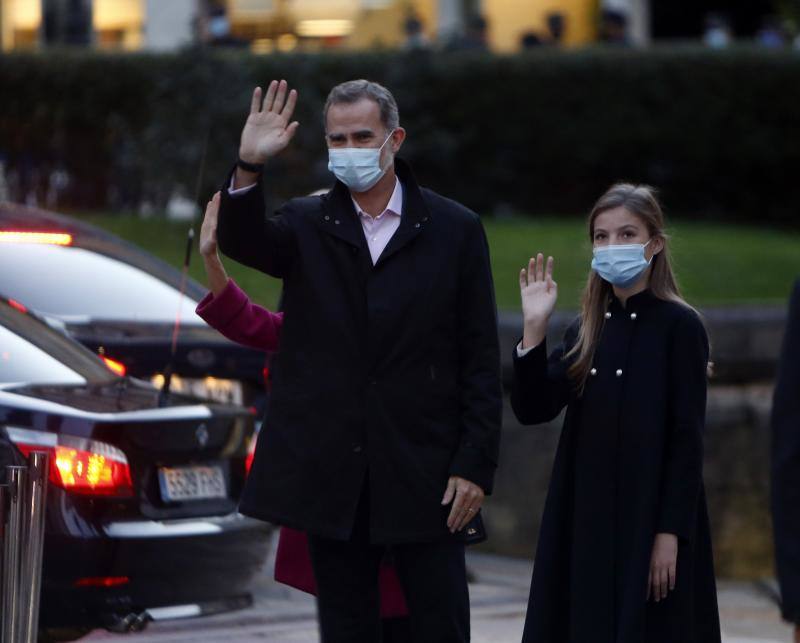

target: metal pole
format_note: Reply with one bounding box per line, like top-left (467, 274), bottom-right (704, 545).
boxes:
top-left (22, 452), bottom-right (49, 643)
top-left (0, 484), bottom-right (7, 636)
top-left (2, 466), bottom-right (27, 643)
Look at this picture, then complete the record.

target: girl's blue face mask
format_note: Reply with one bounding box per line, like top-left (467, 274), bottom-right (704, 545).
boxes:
top-left (591, 240), bottom-right (653, 288)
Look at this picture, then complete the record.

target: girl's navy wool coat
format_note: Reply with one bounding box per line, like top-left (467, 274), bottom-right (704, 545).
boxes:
top-left (512, 290), bottom-right (721, 643)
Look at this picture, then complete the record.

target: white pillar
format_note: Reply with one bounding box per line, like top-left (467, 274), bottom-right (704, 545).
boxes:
top-left (144, 0), bottom-right (198, 51)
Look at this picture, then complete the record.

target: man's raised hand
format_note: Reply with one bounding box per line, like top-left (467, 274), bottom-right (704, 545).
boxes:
top-left (239, 80), bottom-right (300, 165)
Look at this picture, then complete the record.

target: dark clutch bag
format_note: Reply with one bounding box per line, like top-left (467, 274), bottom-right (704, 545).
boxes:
top-left (461, 510), bottom-right (487, 546)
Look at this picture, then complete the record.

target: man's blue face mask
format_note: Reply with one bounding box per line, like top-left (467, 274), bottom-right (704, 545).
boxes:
top-left (327, 131), bottom-right (394, 193)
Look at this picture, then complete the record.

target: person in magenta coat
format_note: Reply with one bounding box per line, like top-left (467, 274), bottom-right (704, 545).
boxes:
top-left (195, 192), bottom-right (409, 623)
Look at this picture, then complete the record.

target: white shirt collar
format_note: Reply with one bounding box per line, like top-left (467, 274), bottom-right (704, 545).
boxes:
top-left (351, 178), bottom-right (403, 219)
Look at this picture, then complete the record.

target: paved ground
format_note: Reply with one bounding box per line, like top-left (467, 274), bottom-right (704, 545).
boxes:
top-left (85, 536), bottom-right (793, 642)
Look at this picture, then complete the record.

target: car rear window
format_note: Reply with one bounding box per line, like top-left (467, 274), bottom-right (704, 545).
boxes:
top-left (0, 243), bottom-right (203, 323)
top-left (0, 301), bottom-right (115, 385)
top-left (0, 325), bottom-right (90, 385)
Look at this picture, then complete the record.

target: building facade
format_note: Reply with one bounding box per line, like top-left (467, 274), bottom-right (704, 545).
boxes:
top-left (0, 0), bottom-right (656, 53)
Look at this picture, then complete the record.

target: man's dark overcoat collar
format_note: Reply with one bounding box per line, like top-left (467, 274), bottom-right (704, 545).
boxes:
top-left (319, 158), bottom-right (432, 268)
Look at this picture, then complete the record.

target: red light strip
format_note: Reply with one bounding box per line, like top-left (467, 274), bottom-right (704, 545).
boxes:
top-left (0, 231), bottom-right (73, 246)
top-left (74, 576), bottom-right (130, 588)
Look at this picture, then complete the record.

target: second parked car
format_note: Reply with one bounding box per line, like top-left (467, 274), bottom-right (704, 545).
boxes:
top-left (0, 202), bottom-right (268, 412)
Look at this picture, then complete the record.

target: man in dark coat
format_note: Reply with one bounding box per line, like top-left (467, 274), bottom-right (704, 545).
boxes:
top-left (772, 278), bottom-right (800, 643)
top-left (215, 79), bottom-right (502, 642)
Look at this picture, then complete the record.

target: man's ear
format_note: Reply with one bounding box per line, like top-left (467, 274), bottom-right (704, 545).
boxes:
top-left (391, 127), bottom-right (407, 153)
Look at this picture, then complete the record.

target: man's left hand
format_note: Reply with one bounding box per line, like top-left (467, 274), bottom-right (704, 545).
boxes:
top-left (442, 476), bottom-right (484, 533)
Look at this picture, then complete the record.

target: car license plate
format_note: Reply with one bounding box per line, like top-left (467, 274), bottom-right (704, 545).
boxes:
top-left (158, 465), bottom-right (226, 502)
top-left (150, 375), bottom-right (244, 405)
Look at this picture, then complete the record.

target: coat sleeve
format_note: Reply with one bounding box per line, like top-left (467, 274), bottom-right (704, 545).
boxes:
top-left (216, 166), bottom-right (297, 278)
top-left (771, 278), bottom-right (800, 624)
top-left (656, 309), bottom-right (709, 542)
top-left (195, 278), bottom-right (283, 352)
top-left (510, 320), bottom-right (578, 425)
top-left (447, 214), bottom-right (503, 496)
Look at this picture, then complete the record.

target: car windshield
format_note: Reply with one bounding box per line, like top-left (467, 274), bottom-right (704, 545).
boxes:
top-left (0, 301), bottom-right (115, 385)
top-left (0, 243), bottom-right (203, 324)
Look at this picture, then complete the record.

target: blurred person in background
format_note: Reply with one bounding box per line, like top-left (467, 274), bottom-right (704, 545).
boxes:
top-left (599, 8), bottom-right (630, 46)
top-left (520, 31), bottom-right (544, 49)
top-left (546, 12), bottom-right (566, 46)
top-left (511, 185), bottom-right (720, 643)
top-left (703, 13), bottom-right (733, 49)
top-left (204, 4), bottom-right (247, 48)
top-left (446, 14), bottom-right (490, 51)
top-left (771, 278), bottom-right (800, 643)
top-left (756, 15), bottom-right (788, 48)
top-left (402, 13), bottom-right (430, 51)
top-left (213, 79), bottom-right (501, 642)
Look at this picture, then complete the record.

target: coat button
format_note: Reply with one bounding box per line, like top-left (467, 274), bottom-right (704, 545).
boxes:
top-left (616, 369), bottom-right (623, 377)
top-left (352, 444), bottom-right (363, 453)
top-left (422, 217), bottom-right (428, 222)
top-left (630, 312), bottom-right (637, 320)
top-left (590, 368), bottom-right (597, 376)
top-left (414, 222), bottom-right (420, 228)
top-left (604, 312), bottom-right (612, 319)
top-left (334, 219), bottom-right (341, 225)
top-left (324, 215), bottom-right (330, 221)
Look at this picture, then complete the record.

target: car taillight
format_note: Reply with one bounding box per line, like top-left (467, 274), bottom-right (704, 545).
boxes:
top-left (245, 431), bottom-right (258, 476)
top-left (74, 576), bottom-right (130, 588)
top-left (5, 427), bottom-right (134, 497)
top-left (0, 231), bottom-right (73, 246)
top-left (7, 298), bottom-right (27, 313)
top-left (101, 356), bottom-right (126, 376)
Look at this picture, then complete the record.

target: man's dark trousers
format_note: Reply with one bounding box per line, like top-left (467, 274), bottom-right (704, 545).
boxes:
top-left (307, 481), bottom-right (470, 643)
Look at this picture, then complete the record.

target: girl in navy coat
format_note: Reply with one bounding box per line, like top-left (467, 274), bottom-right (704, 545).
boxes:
top-left (512, 184), bottom-right (720, 642)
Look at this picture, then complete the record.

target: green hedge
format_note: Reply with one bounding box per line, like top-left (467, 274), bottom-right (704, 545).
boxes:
top-left (1, 47), bottom-right (799, 224)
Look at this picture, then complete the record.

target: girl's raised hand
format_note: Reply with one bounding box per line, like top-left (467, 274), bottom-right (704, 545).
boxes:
top-left (199, 192), bottom-right (221, 258)
top-left (520, 254), bottom-right (557, 325)
top-left (519, 254), bottom-right (557, 350)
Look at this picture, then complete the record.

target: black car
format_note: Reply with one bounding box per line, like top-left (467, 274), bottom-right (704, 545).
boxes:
top-left (0, 297), bottom-right (269, 640)
top-left (0, 202), bottom-right (267, 412)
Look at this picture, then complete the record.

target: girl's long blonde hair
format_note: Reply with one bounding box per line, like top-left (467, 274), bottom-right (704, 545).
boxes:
top-left (565, 183), bottom-right (696, 389)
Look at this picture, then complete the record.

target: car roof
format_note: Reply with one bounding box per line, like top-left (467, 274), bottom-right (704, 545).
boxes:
top-left (0, 201), bottom-right (207, 302)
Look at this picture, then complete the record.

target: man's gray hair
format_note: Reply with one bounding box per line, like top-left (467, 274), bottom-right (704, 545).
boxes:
top-left (323, 80), bottom-right (400, 132)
